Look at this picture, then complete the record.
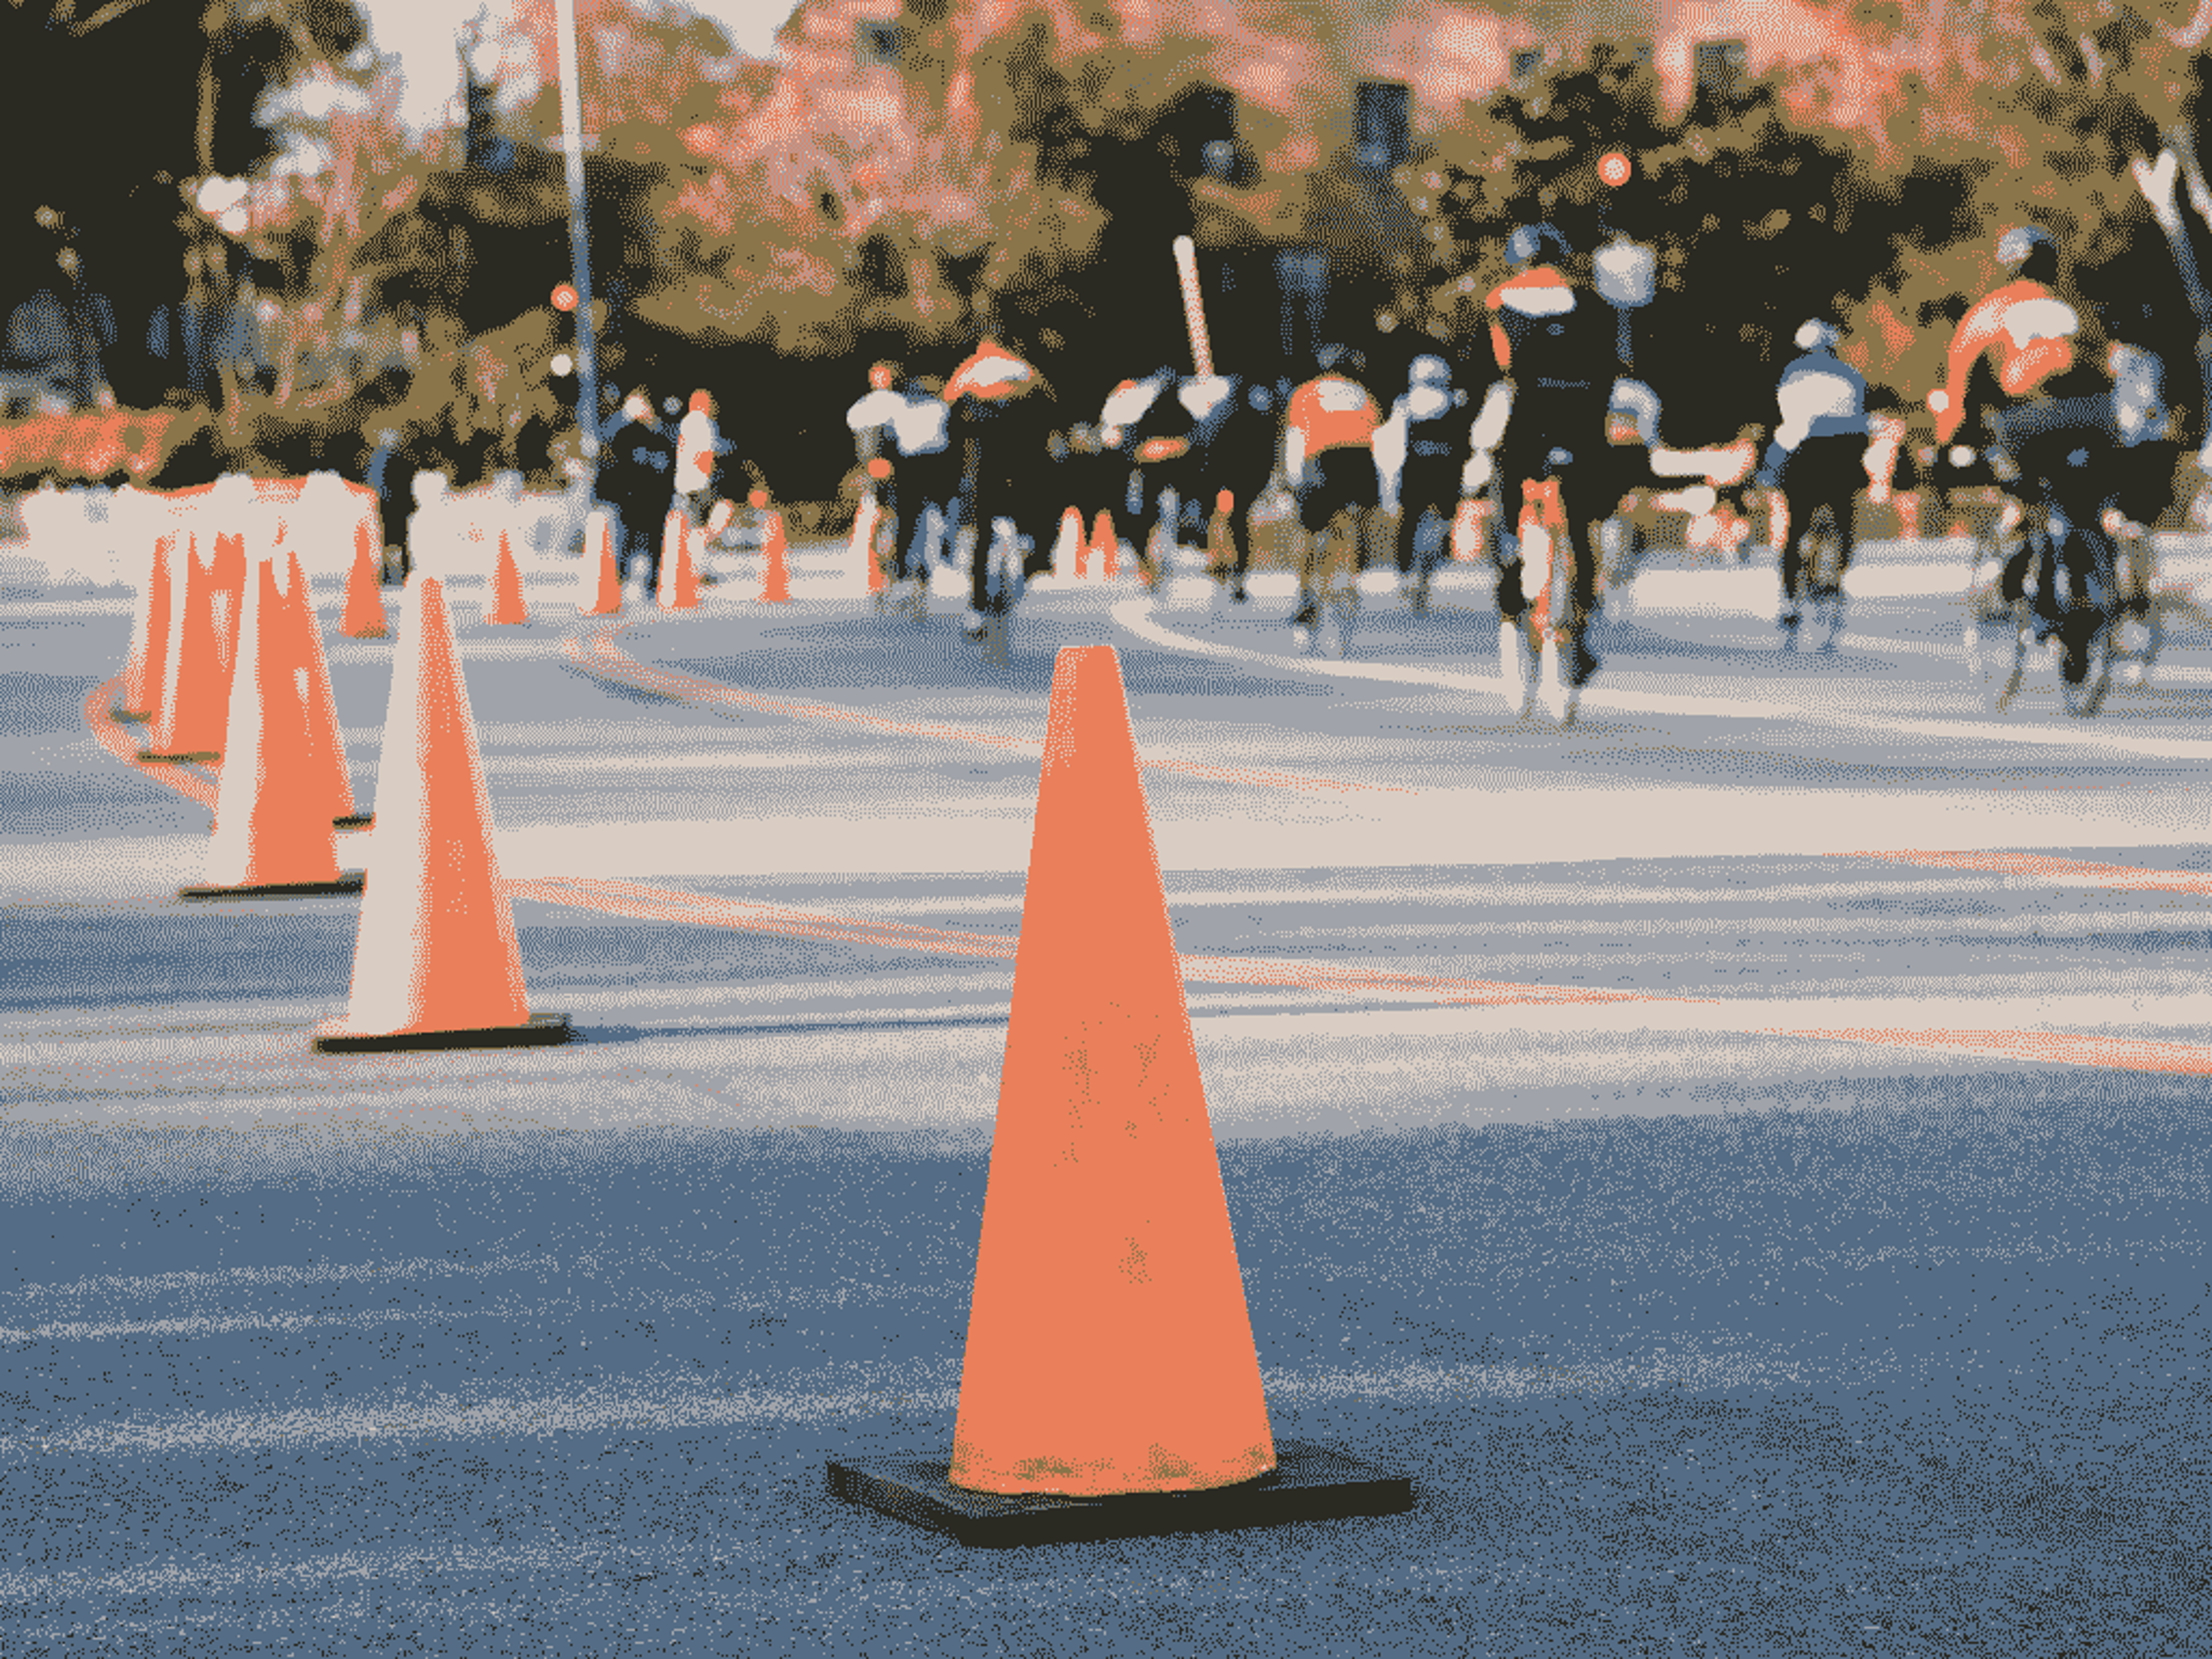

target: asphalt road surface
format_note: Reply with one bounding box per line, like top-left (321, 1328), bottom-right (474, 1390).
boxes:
top-left (3, 533), bottom-right (2209, 1656)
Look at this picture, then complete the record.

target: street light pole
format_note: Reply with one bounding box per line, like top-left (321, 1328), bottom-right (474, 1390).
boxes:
top-left (552, 0), bottom-right (601, 497)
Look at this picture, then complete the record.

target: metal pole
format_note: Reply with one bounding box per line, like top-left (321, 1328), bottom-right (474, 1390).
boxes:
top-left (553, 0), bottom-right (601, 494)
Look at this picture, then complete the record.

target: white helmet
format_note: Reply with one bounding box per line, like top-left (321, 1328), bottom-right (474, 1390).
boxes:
top-left (1409, 354), bottom-right (1450, 388)
top-left (1794, 319), bottom-right (1840, 351)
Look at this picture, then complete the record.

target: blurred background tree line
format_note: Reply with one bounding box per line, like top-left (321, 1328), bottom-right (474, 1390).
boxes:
top-left (3, 0), bottom-right (2210, 500)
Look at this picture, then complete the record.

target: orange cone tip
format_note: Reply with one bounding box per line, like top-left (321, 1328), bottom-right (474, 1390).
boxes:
top-left (488, 531), bottom-right (529, 624)
top-left (950, 645), bottom-right (1273, 1497)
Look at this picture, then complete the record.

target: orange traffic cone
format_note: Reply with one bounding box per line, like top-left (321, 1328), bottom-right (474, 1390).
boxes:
top-left (657, 510), bottom-right (699, 610)
top-left (182, 554), bottom-right (360, 899)
top-left (579, 510), bottom-right (622, 616)
top-left (342, 517), bottom-right (390, 638)
top-left (1051, 507), bottom-right (1084, 579)
top-left (948, 646), bottom-right (1273, 1497)
top-left (120, 529), bottom-right (176, 719)
top-left (1089, 508), bottom-right (1120, 580)
top-left (759, 507), bottom-right (791, 604)
top-left (141, 532), bottom-right (231, 763)
top-left (278, 547), bottom-right (367, 830)
top-left (315, 575), bottom-right (569, 1052)
top-left (487, 531), bottom-right (528, 624)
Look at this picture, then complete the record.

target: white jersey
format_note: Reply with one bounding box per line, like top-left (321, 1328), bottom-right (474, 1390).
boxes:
top-left (891, 393), bottom-right (951, 458)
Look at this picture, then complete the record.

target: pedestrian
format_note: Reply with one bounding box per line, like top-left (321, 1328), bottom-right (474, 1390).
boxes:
top-left (1283, 344), bottom-right (1380, 652)
top-left (674, 389), bottom-right (721, 530)
top-left (600, 389), bottom-right (674, 589)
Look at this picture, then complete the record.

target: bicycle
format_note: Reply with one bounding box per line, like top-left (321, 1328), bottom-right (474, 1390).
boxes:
top-left (1961, 494), bottom-right (2157, 718)
top-left (1786, 501), bottom-right (1849, 655)
top-left (1498, 475), bottom-right (1595, 725)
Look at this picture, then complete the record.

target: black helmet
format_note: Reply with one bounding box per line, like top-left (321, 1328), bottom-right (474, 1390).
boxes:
top-left (1507, 222), bottom-right (1571, 267)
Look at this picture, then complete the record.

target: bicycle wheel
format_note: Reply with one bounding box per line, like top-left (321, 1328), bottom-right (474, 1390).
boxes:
top-left (2113, 535), bottom-right (2161, 688)
top-left (2061, 614), bottom-right (2113, 717)
top-left (1541, 524), bottom-right (1580, 725)
top-left (1802, 506), bottom-right (1847, 653)
top-left (1962, 540), bottom-right (2027, 711)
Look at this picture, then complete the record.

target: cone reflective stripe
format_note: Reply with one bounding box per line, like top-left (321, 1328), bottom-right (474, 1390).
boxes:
top-left (1052, 507), bottom-right (1084, 578)
top-left (581, 510), bottom-right (622, 615)
top-left (950, 646), bottom-right (1273, 1497)
top-left (200, 556), bottom-right (343, 891)
top-left (849, 493), bottom-right (885, 594)
top-left (488, 531), bottom-right (528, 624)
top-left (210, 529), bottom-right (247, 685)
top-left (334, 576), bottom-right (531, 1038)
top-left (342, 516), bottom-right (390, 638)
top-left (281, 548), bottom-right (358, 824)
top-left (122, 530), bottom-right (176, 717)
top-left (143, 532), bottom-right (230, 760)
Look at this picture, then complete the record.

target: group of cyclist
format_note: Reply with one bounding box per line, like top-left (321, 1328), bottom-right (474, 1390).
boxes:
top-left (840, 214), bottom-right (2196, 715)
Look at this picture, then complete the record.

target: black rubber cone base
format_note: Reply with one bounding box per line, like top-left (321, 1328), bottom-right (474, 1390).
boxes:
top-left (825, 1438), bottom-right (1411, 1548)
top-left (180, 872), bottom-right (366, 901)
top-left (312, 1012), bottom-right (573, 1054)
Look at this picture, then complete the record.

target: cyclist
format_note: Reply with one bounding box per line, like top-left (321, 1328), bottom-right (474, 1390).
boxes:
top-left (1378, 353), bottom-right (1468, 612)
top-left (889, 373), bottom-right (957, 591)
top-left (1484, 222), bottom-right (1626, 691)
top-left (1930, 225), bottom-right (2120, 684)
top-left (1760, 319), bottom-right (1870, 643)
top-left (1185, 372), bottom-right (1286, 604)
top-left (944, 330), bottom-right (1055, 637)
top-left (1282, 344), bottom-right (1380, 652)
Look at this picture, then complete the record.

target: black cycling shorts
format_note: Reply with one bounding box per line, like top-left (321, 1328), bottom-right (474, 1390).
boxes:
top-left (1297, 449), bottom-right (1378, 532)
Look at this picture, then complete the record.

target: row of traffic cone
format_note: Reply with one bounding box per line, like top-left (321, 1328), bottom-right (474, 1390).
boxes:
top-left (121, 494), bottom-right (1386, 1525)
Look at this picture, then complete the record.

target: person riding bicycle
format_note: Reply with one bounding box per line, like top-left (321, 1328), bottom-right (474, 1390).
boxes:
top-left (1283, 344), bottom-right (1381, 651)
top-left (944, 329), bottom-right (1056, 636)
top-left (1760, 319), bottom-right (1869, 642)
top-left (1930, 225), bottom-right (2122, 681)
top-left (1377, 354), bottom-right (1469, 613)
top-left (1483, 222), bottom-right (1626, 690)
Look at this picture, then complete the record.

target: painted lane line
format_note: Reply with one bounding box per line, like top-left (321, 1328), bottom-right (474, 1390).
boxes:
top-left (1849, 847), bottom-right (2212, 895)
top-left (567, 617), bottom-right (1404, 796)
top-left (1116, 599), bottom-right (2212, 760)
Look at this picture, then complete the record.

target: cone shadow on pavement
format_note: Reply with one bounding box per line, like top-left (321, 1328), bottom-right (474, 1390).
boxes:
top-left (181, 554), bottom-right (362, 901)
top-left (314, 575), bottom-right (569, 1053)
top-left (828, 645), bottom-right (1410, 1544)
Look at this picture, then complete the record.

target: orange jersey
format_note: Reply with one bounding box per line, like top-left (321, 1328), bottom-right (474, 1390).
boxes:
top-left (944, 338), bottom-right (1043, 404)
top-left (1934, 278), bottom-right (2082, 443)
top-left (1286, 374), bottom-right (1379, 454)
